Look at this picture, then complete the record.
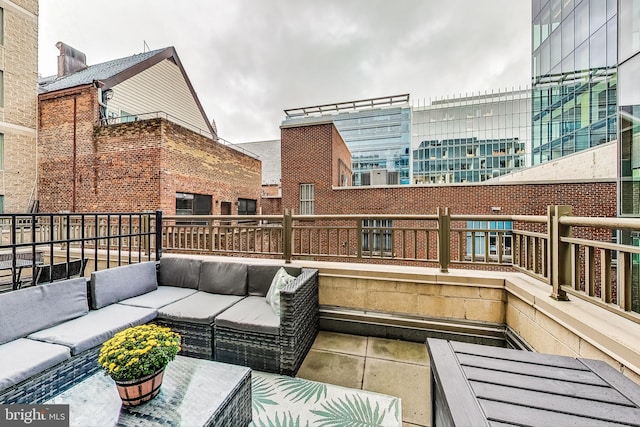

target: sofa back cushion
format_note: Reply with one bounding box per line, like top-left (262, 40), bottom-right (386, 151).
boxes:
top-left (198, 261), bottom-right (247, 295)
top-left (247, 265), bottom-right (302, 296)
top-left (158, 257), bottom-right (201, 289)
top-left (0, 277), bottom-right (89, 345)
top-left (90, 261), bottom-right (157, 309)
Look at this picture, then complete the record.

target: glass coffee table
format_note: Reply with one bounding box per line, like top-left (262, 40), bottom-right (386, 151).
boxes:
top-left (47, 355), bottom-right (251, 426)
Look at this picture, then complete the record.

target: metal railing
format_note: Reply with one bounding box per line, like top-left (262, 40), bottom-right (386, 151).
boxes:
top-left (162, 207), bottom-right (640, 321)
top-left (0, 211), bottom-right (162, 290)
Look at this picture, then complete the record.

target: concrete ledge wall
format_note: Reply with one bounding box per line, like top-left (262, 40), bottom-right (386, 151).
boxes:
top-left (318, 266), bottom-right (505, 325)
top-left (505, 273), bottom-right (640, 385)
top-left (311, 262), bottom-right (640, 384)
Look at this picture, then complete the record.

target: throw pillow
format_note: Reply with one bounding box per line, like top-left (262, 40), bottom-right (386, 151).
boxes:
top-left (265, 267), bottom-right (295, 315)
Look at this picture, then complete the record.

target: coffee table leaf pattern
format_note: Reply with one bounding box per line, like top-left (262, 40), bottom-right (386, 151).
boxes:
top-left (251, 372), bottom-right (401, 427)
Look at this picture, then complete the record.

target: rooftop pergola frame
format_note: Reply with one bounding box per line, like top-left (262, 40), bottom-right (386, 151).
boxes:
top-left (284, 94), bottom-right (410, 118)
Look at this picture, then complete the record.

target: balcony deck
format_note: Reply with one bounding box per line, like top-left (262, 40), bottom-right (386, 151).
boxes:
top-left (297, 331), bottom-right (430, 426)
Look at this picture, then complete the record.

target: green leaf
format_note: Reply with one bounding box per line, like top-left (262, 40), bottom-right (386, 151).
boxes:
top-left (251, 411), bottom-right (308, 427)
top-left (310, 394), bottom-right (386, 427)
top-left (252, 374), bottom-right (278, 413)
top-left (387, 398), bottom-right (400, 420)
top-left (274, 376), bottom-right (327, 404)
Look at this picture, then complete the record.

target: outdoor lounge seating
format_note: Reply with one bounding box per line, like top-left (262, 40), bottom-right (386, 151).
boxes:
top-left (0, 277), bottom-right (156, 404)
top-left (114, 257), bottom-right (320, 375)
top-left (0, 256), bottom-right (319, 403)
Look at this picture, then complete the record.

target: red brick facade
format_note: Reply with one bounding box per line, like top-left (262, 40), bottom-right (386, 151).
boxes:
top-left (279, 122), bottom-right (617, 218)
top-left (38, 86), bottom-right (261, 214)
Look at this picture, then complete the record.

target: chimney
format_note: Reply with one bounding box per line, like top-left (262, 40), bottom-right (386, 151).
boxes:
top-left (56, 41), bottom-right (87, 77)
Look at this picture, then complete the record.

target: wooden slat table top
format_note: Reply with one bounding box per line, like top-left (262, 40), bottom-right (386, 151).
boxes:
top-left (427, 338), bottom-right (640, 427)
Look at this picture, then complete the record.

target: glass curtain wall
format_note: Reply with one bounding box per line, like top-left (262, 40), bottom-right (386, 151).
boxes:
top-left (618, 0), bottom-right (640, 310)
top-left (411, 90), bottom-right (530, 184)
top-left (333, 107), bottom-right (411, 186)
top-left (531, 0), bottom-right (617, 165)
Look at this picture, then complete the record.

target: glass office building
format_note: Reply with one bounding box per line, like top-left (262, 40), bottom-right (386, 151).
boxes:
top-left (531, 0), bottom-right (618, 165)
top-left (617, 0), bottom-right (640, 309)
top-left (412, 90), bottom-right (530, 184)
top-left (619, 0), bottom-right (640, 218)
top-left (283, 95), bottom-right (411, 186)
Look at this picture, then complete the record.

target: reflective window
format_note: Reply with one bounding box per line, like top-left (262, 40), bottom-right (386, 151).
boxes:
top-left (589, 0), bottom-right (607, 33)
top-left (541, 2), bottom-right (551, 43)
top-left (551, 28), bottom-right (562, 69)
top-left (562, 0), bottom-right (574, 18)
top-left (541, 40), bottom-right (551, 75)
top-left (575, 0), bottom-right (590, 46)
top-left (552, 0), bottom-right (562, 32)
top-left (607, 17), bottom-right (617, 67)
top-left (619, 0), bottom-right (640, 62)
top-left (589, 25), bottom-right (606, 68)
top-left (619, 55), bottom-right (640, 106)
top-left (562, 11), bottom-right (575, 59)
top-left (575, 40), bottom-right (590, 71)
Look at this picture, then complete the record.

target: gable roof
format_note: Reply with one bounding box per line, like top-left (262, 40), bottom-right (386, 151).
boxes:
top-left (38, 46), bottom-right (216, 138)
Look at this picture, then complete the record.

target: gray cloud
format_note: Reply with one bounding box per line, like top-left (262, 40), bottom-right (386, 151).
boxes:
top-left (39, 0), bottom-right (530, 143)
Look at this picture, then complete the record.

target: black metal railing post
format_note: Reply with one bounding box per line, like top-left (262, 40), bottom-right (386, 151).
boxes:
top-left (155, 210), bottom-right (163, 260)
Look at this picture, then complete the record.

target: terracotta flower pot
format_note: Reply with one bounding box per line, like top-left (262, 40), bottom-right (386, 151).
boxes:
top-left (114, 368), bottom-right (165, 406)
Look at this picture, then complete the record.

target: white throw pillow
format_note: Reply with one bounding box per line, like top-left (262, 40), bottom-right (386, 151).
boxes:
top-left (265, 267), bottom-right (295, 315)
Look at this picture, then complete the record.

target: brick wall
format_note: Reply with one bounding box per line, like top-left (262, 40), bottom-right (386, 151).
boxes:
top-left (261, 196), bottom-right (282, 215)
top-left (38, 86), bottom-right (99, 212)
top-left (0, 0), bottom-right (38, 212)
top-left (160, 120), bottom-right (261, 215)
top-left (281, 123), bottom-right (617, 218)
top-left (39, 86), bottom-right (262, 214)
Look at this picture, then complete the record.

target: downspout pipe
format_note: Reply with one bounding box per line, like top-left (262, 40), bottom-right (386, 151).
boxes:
top-left (72, 96), bottom-right (77, 212)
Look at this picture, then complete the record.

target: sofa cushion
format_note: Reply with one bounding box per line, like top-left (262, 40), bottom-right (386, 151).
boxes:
top-left (90, 262), bottom-right (158, 309)
top-left (265, 267), bottom-right (296, 315)
top-left (198, 261), bottom-right (247, 295)
top-left (27, 304), bottom-right (157, 355)
top-left (0, 338), bottom-right (71, 392)
top-left (158, 292), bottom-right (244, 324)
top-left (158, 257), bottom-right (201, 289)
top-left (215, 296), bottom-right (280, 335)
top-left (247, 265), bottom-right (301, 297)
top-left (0, 277), bottom-right (89, 346)
top-left (118, 286), bottom-right (198, 309)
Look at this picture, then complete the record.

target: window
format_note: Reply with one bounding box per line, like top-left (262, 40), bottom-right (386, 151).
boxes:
top-left (238, 199), bottom-right (256, 216)
top-left (362, 219), bottom-right (393, 253)
top-left (0, 133), bottom-right (4, 170)
top-left (0, 8), bottom-right (4, 46)
top-left (0, 70), bottom-right (4, 107)
top-left (175, 192), bottom-right (211, 215)
top-left (466, 221), bottom-right (513, 258)
top-left (299, 184), bottom-right (314, 215)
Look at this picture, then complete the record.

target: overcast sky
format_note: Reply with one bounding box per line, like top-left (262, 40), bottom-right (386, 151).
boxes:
top-left (38, 0), bottom-right (531, 144)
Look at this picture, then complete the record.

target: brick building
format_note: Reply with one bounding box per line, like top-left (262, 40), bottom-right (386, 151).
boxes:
top-left (279, 121), bottom-right (616, 219)
top-left (37, 44), bottom-right (261, 214)
top-left (0, 0), bottom-right (38, 213)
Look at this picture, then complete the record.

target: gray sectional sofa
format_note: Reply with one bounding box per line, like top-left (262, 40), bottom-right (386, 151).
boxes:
top-left (0, 256), bottom-right (319, 403)
top-left (0, 273), bottom-right (156, 404)
top-left (119, 257), bottom-right (320, 376)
